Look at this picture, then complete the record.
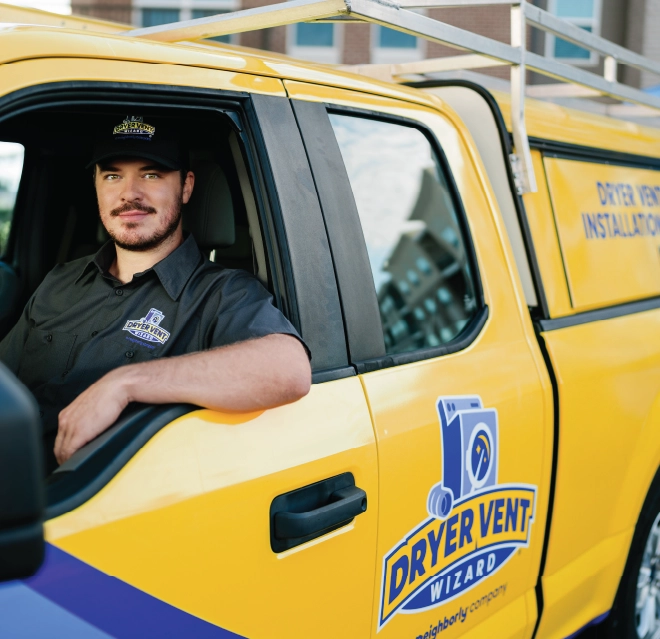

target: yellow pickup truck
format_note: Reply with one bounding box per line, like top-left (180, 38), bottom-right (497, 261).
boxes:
top-left (0, 3), bottom-right (659, 639)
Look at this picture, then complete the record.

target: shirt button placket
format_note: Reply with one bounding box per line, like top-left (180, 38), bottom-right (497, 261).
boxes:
top-left (115, 288), bottom-right (124, 296)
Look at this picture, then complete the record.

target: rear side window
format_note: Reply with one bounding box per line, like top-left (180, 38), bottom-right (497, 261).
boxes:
top-left (0, 142), bottom-right (24, 257)
top-left (329, 114), bottom-right (478, 356)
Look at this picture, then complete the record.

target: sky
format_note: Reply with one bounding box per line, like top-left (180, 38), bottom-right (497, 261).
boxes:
top-left (3, 0), bottom-right (71, 15)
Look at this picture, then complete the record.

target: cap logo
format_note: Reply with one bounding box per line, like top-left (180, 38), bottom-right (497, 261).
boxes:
top-left (113, 116), bottom-right (155, 141)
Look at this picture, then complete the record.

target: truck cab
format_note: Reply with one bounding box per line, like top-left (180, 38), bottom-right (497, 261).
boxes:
top-left (0, 5), bottom-right (659, 639)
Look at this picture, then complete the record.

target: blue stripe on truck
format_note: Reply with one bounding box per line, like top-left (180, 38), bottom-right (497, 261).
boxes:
top-left (20, 544), bottom-right (245, 639)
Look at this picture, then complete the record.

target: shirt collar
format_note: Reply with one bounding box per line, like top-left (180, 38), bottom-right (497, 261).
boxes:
top-left (75, 234), bottom-right (203, 301)
top-left (152, 234), bottom-right (203, 300)
top-left (75, 241), bottom-right (115, 283)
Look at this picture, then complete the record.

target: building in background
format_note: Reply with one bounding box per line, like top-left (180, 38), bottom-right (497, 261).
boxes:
top-left (70, 0), bottom-right (660, 88)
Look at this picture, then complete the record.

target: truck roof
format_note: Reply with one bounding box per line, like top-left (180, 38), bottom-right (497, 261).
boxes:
top-left (2, 15), bottom-right (660, 160)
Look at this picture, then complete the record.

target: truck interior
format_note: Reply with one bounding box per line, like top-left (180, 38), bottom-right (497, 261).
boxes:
top-left (0, 103), bottom-right (268, 343)
top-left (0, 95), bottom-right (284, 515)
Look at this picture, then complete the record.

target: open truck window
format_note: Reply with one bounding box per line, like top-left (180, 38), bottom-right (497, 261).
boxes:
top-left (0, 90), bottom-right (285, 516)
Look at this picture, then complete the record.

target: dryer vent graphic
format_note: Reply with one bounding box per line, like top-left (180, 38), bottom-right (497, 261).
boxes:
top-left (427, 396), bottom-right (499, 519)
top-left (377, 394), bottom-right (537, 630)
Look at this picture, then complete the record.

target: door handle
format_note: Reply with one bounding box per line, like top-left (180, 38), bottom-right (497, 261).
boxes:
top-left (275, 486), bottom-right (367, 539)
top-left (270, 473), bottom-right (367, 552)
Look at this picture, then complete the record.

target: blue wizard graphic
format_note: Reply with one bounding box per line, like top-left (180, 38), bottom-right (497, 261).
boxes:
top-left (427, 396), bottom-right (499, 519)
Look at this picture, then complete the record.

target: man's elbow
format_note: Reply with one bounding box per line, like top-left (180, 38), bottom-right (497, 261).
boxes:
top-left (295, 367), bottom-right (312, 401)
top-left (278, 339), bottom-right (311, 404)
top-left (285, 357), bottom-right (311, 403)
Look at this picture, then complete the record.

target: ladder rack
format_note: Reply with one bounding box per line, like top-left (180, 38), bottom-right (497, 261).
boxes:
top-left (121, 0), bottom-right (660, 193)
top-left (7, 0), bottom-right (658, 194)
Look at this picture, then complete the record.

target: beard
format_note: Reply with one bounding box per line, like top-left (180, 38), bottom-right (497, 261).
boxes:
top-left (102, 197), bottom-right (183, 252)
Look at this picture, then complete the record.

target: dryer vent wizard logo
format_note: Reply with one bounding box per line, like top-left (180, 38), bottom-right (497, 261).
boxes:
top-left (123, 308), bottom-right (170, 344)
top-left (377, 396), bottom-right (537, 631)
top-left (113, 115), bottom-right (156, 141)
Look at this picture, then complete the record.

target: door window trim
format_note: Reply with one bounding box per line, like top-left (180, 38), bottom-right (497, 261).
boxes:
top-left (406, 79), bottom-right (551, 319)
top-left (0, 81), bottom-right (348, 516)
top-left (304, 102), bottom-right (487, 372)
top-left (0, 82), bottom-right (345, 370)
top-left (291, 99), bottom-right (385, 365)
top-left (248, 94), bottom-right (349, 374)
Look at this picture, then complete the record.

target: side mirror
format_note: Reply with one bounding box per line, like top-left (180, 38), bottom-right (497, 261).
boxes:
top-left (0, 362), bottom-right (44, 581)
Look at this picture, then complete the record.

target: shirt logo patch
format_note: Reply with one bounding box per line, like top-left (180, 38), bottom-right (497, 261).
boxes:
top-left (123, 308), bottom-right (170, 345)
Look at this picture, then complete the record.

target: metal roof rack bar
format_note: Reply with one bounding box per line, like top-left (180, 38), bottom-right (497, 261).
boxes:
top-left (524, 4), bottom-right (660, 78)
top-left (122, 0), bottom-right (660, 193)
top-left (123, 0), bottom-right (349, 42)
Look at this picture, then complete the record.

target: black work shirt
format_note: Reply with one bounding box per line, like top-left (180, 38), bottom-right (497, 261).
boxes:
top-left (0, 234), bottom-right (303, 469)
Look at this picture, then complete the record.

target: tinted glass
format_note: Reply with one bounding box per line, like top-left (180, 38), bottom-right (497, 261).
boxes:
top-left (554, 26), bottom-right (592, 59)
top-left (191, 9), bottom-right (231, 42)
top-left (378, 26), bottom-right (417, 48)
top-left (296, 23), bottom-right (334, 46)
top-left (556, 0), bottom-right (594, 18)
top-left (0, 143), bottom-right (24, 257)
top-left (329, 114), bottom-right (478, 355)
top-left (142, 9), bottom-right (180, 27)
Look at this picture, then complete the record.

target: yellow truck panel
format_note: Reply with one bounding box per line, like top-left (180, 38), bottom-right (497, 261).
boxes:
top-left (0, 9), bottom-right (659, 639)
top-left (46, 379), bottom-right (379, 639)
top-left (544, 157), bottom-right (660, 311)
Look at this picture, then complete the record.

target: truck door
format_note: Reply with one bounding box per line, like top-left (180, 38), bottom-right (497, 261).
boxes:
top-left (0, 64), bottom-right (378, 639)
top-left (288, 83), bottom-right (554, 639)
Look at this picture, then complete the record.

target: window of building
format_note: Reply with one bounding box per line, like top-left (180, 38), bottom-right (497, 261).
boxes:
top-left (371, 22), bottom-right (424, 64)
top-left (0, 143), bottom-right (24, 257)
top-left (545, 0), bottom-right (601, 64)
top-left (287, 22), bottom-right (341, 64)
top-left (378, 26), bottom-right (416, 49)
top-left (329, 114), bottom-right (478, 356)
top-left (142, 8), bottom-right (180, 27)
top-left (296, 23), bottom-right (334, 47)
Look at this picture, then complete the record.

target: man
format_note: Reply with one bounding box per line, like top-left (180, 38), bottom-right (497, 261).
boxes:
top-left (0, 115), bottom-right (311, 472)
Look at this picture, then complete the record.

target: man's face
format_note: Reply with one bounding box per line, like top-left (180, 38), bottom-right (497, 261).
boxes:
top-left (95, 157), bottom-right (194, 251)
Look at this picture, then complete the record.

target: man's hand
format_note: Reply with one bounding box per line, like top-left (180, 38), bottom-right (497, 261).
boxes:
top-left (55, 368), bottom-right (130, 464)
top-left (54, 334), bottom-right (310, 465)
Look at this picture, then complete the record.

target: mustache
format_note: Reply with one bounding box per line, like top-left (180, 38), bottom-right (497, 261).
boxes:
top-left (110, 201), bottom-right (157, 216)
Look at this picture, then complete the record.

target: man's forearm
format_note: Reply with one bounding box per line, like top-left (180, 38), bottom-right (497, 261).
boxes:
top-left (55, 333), bottom-right (311, 464)
top-left (114, 333), bottom-right (311, 412)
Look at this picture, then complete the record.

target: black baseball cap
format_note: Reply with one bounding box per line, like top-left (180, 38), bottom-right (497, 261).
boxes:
top-left (88, 115), bottom-right (188, 171)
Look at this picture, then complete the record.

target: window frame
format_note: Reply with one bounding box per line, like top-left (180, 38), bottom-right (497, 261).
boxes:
top-left (299, 101), bottom-right (487, 372)
top-left (0, 81), bottom-right (349, 515)
top-left (544, 0), bottom-right (602, 65)
top-left (0, 83), bottom-right (348, 373)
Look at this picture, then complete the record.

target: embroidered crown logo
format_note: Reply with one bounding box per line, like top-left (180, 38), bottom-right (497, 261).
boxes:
top-left (113, 116), bottom-right (155, 141)
top-left (123, 308), bottom-right (170, 345)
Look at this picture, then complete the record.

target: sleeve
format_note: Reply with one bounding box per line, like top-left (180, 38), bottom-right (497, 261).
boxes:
top-left (204, 270), bottom-right (310, 358)
top-left (0, 294), bottom-right (35, 375)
